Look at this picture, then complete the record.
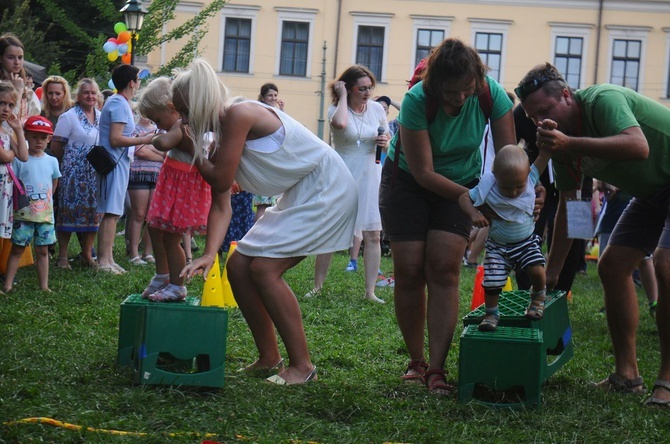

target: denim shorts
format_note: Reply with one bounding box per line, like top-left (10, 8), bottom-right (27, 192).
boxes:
top-left (11, 221), bottom-right (56, 246)
top-left (608, 182), bottom-right (670, 255)
top-left (379, 159), bottom-right (474, 242)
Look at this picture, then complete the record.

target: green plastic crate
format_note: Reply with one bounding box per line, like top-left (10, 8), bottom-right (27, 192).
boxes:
top-left (463, 289), bottom-right (573, 379)
top-left (133, 303), bottom-right (228, 388)
top-left (117, 293), bottom-right (201, 367)
top-left (458, 324), bottom-right (544, 409)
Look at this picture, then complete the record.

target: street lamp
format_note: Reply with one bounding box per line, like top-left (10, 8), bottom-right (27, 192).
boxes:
top-left (120, 0), bottom-right (148, 65)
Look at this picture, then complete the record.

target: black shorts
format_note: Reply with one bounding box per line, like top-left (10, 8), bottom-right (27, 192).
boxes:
top-left (609, 182), bottom-right (670, 255)
top-left (379, 158), bottom-right (474, 242)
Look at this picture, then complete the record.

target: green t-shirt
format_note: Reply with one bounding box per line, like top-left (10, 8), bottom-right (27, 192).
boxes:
top-left (387, 76), bottom-right (512, 185)
top-left (553, 84), bottom-right (670, 198)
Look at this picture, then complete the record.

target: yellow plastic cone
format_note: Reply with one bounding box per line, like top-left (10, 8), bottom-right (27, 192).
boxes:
top-left (201, 253), bottom-right (224, 307)
top-left (221, 241), bottom-right (238, 308)
top-left (502, 276), bottom-right (513, 292)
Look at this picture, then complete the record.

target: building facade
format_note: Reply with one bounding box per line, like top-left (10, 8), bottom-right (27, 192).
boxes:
top-left (145, 0), bottom-right (670, 137)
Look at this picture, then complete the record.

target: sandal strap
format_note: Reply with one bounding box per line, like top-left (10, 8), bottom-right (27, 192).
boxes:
top-left (654, 379), bottom-right (670, 392)
top-left (423, 368), bottom-right (446, 379)
top-left (609, 373), bottom-right (644, 389)
top-left (407, 360), bottom-right (428, 372)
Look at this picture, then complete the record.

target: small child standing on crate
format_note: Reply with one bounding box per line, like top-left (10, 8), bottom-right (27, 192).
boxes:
top-left (4, 115), bottom-right (61, 292)
top-left (459, 142), bottom-right (550, 331)
top-left (136, 77), bottom-right (212, 302)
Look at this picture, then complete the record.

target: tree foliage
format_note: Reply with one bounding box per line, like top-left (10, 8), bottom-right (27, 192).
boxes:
top-left (0, 0), bottom-right (228, 84)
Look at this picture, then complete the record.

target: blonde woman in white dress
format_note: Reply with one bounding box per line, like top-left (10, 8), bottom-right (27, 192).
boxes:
top-left (179, 59), bottom-right (357, 386)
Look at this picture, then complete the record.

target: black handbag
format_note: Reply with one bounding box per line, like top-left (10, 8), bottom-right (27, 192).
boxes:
top-left (86, 145), bottom-right (119, 175)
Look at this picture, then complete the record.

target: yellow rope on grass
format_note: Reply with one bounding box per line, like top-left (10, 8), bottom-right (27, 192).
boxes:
top-left (3, 417), bottom-right (222, 439)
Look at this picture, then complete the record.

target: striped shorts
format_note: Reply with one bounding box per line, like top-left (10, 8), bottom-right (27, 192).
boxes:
top-left (483, 234), bottom-right (545, 291)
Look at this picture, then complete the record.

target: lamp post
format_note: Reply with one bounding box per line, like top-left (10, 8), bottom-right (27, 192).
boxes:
top-left (120, 0), bottom-right (148, 66)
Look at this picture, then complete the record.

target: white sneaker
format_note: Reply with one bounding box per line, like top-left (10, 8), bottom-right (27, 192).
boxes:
top-left (376, 277), bottom-right (395, 288)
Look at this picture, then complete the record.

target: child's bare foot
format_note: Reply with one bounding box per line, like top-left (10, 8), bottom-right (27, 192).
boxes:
top-left (41, 287), bottom-right (52, 293)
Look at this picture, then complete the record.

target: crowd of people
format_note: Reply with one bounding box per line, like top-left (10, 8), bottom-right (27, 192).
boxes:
top-left (2, 30), bottom-right (669, 405)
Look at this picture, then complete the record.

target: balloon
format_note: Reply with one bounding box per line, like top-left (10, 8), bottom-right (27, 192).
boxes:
top-left (114, 22), bottom-right (127, 34)
top-left (126, 40), bottom-right (132, 52)
top-left (108, 79), bottom-right (115, 90)
top-left (117, 31), bottom-right (131, 43)
top-left (121, 53), bottom-right (132, 64)
top-left (103, 41), bottom-right (117, 53)
top-left (138, 69), bottom-right (150, 79)
top-left (117, 43), bottom-right (128, 55)
top-left (107, 50), bottom-right (119, 62)
top-left (109, 38), bottom-right (119, 45)
top-left (35, 87), bottom-right (42, 100)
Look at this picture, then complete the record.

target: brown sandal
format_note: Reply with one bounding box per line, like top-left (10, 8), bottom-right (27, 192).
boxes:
top-left (401, 360), bottom-right (428, 382)
top-left (423, 369), bottom-right (454, 396)
top-left (594, 373), bottom-right (645, 394)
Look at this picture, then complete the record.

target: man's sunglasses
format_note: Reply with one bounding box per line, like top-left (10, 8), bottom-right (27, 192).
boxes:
top-left (514, 76), bottom-right (558, 102)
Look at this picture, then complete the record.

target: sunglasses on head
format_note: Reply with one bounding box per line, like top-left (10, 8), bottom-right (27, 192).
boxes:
top-left (514, 76), bottom-right (560, 102)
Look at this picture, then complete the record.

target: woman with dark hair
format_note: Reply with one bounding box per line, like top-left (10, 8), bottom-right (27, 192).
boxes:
top-left (0, 33), bottom-right (40, 123)
top-left (306, 65), bottom-right (389, 303)
top-left (379, 38), bottom-right (516, 395)
top-left (95, 64), bottom-right (153, 274)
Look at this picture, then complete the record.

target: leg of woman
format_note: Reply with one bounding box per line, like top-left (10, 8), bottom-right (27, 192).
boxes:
top-left (246, 254), bottom-right (316, 384)
top-left (391, 240), bottom-right (427, 368)
top-left (141, 189), bottom-right (156, 259)
top-left (97, 213), bottom-right (120, 267)
top-left (638, 256), bottom-right (658, 307)
top-left (311, 252), bottom-right (332, 292)
top-left (424, 230), bottom-right (467, 372)
top-left (227, 252), bottom-right (283, 371)
top-left (182, 233), bottom-right (192, 263)
top-left (362, 230), bottom-right (382, 302)
top-left (80, 232), bottom-right (97, 267)
top-left (127, 188), bottom-right (150, 262)
top-left (56, 230), bottom-right (72, 268)
top-left (350, 236), bottom-right (362, 263)
top-left (652, 247), bottom-right (670, 402)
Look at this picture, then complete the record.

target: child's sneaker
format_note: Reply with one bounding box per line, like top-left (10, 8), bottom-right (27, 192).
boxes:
top-left (345, 259), bottom-right (357, 272)
top-left (141, 275), bottom-right (169, 299)
top-left (148, 284), bottom-right (187, 302)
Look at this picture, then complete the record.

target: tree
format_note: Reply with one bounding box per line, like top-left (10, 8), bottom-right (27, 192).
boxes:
top-left (0, 0), bottom-right (227, 84)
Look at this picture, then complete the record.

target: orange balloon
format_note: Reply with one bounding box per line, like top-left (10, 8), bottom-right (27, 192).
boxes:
top-left (117, 31), bottom-right (131, 43)
top-left (121, 52), bottom-right (131, 64)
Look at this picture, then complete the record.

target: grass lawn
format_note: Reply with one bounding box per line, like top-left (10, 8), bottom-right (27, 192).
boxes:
top-left (0, 236), bottom-right (668, 443)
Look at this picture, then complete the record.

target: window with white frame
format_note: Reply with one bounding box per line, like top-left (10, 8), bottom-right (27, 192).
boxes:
top-left (220, 5), bottom-right (258, 74)
top-left (611, 39), bottom-right (641, 91)
top-left (222, 18), bottom-right (252, 73)
top-left (606, 26), bottom-right (650, 93)
top-left (475, 33), bottom-right (502, 81)
top-left (279, 21), bottom-right (309, 76)
top-left (554, 37), bottom-right (583, 89)
top-left (275, 8), bottom-right (317, 78)
top-left (416, 29), bottom-right (444, 66)
top-left (549, 23), bottom-right (591, 90)
top-left (469, 19), bottom-right (511, 84)
top-left (351, 13), bottom-right (393, 82)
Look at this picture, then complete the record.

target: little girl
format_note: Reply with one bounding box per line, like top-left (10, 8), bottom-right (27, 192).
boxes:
top-left (0, 81), bottom-right (29, 239)
top-left (137, 77), bottom-right (211, 302)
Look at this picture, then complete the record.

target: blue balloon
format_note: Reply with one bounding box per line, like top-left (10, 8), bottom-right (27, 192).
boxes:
top-left (117, 43), bottom-right (128, 55)
top-left (108, 79), bottom-right (115, 90)
top-left (139, 69), bottom-right (150, 79)
top-left (103, 41), bottom-right (117, 53)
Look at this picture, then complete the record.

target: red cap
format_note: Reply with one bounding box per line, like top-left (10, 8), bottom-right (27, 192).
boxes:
top-left (23, 116), bottom-right (54, 135)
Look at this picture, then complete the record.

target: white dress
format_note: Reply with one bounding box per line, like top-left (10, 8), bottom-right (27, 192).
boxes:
top-left (234, 103), bottom-right (358, 258)
top-left (329, 101), bottom-right (388, 236)
top-left (0, 129), bottom-right (14, 238)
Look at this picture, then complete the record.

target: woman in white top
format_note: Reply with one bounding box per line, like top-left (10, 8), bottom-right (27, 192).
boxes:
top-left (307, 65), bottom-right (389, 303)
top-left (180, 59), bottom-right (357, 385)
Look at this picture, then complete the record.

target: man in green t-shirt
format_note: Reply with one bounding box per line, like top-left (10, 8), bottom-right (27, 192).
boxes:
top-left (516, 63), bottom-right (670, 407)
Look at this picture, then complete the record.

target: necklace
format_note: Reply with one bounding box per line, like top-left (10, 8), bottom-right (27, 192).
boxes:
top-left (348, 105), bottom-right (366, 147)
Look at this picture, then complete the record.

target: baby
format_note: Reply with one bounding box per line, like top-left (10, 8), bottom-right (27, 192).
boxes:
top-left (459, 143), bottom-right (550, 331)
